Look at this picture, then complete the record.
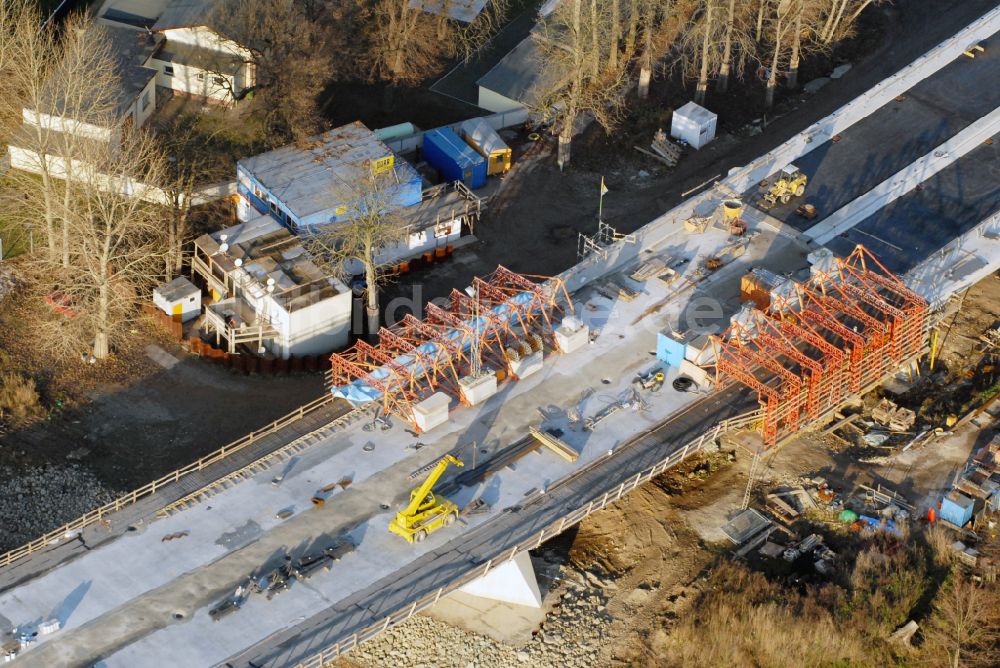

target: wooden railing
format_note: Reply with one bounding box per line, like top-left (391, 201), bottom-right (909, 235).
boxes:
top-left (293, 408), bottom-right (763, 667)
top-left (0, 394), bottom-right (336, 569)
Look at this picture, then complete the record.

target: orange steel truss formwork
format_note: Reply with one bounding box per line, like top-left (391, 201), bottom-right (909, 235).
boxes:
top-left (708, 245), bottom-right (927, 447)
top-left (328, 266), bottom-right (573, 430)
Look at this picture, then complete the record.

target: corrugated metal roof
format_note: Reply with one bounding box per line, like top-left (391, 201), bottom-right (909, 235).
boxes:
top-left (674, 101), bottom-right (717, 126)
top-left (238, 121), bottom-right (421, 223)
top-left (425, 127), bottom-right (482, 169)
top-left (460, 117), bottom-right (509, 156)
top-left (476, 36), bottom-right (544, 105)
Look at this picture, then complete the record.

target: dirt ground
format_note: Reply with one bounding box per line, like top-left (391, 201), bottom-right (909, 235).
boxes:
top-left (0, 275), bottom-right (325, 494)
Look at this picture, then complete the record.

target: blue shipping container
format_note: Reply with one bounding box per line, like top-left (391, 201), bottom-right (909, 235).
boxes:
top-left (422, 127), bottom-right (487, 189)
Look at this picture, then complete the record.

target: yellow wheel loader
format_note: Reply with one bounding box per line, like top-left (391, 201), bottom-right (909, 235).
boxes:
top-left (760, 165), bottom-right (808, 208)
top-left (389, 454), bottom-right (465, 544)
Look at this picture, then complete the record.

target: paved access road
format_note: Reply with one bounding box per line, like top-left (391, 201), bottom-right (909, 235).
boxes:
top-left (222, 386), bottom-right (755, 667)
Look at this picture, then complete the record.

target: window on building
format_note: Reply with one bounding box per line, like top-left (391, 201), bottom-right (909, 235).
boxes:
top-left (164, 65), bottom-right (174, 77)
top-left (195, 72), bottom-right (205, 82)
top-left (141, 90), bottom-right (150, 112)
top-left (213, 76), bottom-right (225, 87)
top-left (268, 200), bottom-right (277, 213)
top-left (253, 186), bottom-right (263, 199)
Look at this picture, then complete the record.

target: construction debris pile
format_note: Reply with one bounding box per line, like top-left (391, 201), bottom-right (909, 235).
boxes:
top-left (726, 476), bottom-right (918, 580)
top-left (209, 538), bottom-right (355, 622)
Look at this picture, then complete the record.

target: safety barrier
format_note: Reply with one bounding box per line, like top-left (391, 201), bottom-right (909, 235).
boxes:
top-left (293, 408), bottom-right (764, 667)
top-left (0, 394), bottom-right (340, 569)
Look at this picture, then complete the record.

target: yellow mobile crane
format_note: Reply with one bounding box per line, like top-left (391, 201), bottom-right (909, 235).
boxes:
top-left (389, 454), bottom-right (465, 544)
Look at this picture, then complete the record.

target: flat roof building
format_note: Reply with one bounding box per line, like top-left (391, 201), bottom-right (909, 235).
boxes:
top-left (236, 121), bottom-right (423, 230)
top-left (192, 216), bottom-right (353, 359)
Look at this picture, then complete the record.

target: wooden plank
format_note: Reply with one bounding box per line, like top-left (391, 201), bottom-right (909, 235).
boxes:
top-left (529, 427), bottom-right (579, 463)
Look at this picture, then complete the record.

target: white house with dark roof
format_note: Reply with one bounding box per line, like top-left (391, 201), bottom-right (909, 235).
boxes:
top-left (98, 0), bottom-right (255, 106)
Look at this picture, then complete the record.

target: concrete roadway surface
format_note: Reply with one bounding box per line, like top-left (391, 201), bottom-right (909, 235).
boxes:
top-left (0, 399), bottom-right (352, 594)
top-left (756, 29), bottom-right (1000, 233)
top-left (223, 386), bottom-right (755, 668)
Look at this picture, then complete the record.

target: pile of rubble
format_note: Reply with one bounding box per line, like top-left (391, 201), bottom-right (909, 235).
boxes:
top-left (348, 562), bottom-right (613, 668)
top-left (0, 464), bottom-right (119, 551)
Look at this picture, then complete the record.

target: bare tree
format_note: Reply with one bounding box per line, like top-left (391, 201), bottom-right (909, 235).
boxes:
top-left (818, 0), bottom-right (883, 45)
top-left (716, 0), bottom-right (758, 92)
top-left (922, 575), bottom-right (1000, 668)
top-left (674, 0), bottom-right (752, 104)
top-left (359, 0), bottom-right (449, 86)
top-left (30, 127), bottom-right (168, 360)
top-left (5, 12), bottom-right (120, 264)
top-left (302, 170), bottom-right (407, 337)
top-left (456, 0), bottom-right (512, 62)
top-left (531, 0), bottom-right (630, 169)
top-left (210, 0), bottom-right (340, 143)
top-left (0, 0), bottom-right (40, 137)
top-left (761, 0), bottom-right (800, 108)
top-left (155, 115), bottom-right (232, 278)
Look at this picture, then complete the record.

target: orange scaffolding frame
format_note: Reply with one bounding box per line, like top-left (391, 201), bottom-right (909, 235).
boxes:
top-left (708, 245), bottom-right (928, 447)
top-left (328, 266), bottom-right (573, 430)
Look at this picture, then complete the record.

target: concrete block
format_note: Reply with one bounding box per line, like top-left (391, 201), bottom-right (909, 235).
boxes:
top-left (459, 550), bottom-right (542, 608)
top-left (555, 321), bottom-right (589, 353)
top-left (679, 359), bottom-right (712, 389)
top-left (509, 350), bottom-right (543, 379)
top-left (459, 372), bottom-right (497, 406)
top-left (413, 392), bottom-right (450, 432)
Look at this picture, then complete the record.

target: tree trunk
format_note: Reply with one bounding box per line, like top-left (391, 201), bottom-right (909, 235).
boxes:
top-left (638, 64), bottom-right (651, 99)
top-left (755, 0), bottom-right (766, 42)
top-left (824, 0), bottom-right (849, 44)
top-left (695, 1), bottom-right (714, 105)
top-left (637, 26), bottom-right (652, 99)
top-left (558, 131), bottom-right (572, 171)
top-left (364, 248), bottom-right (379, 339)
top-left (787, 10), bottom-right (802, 89)
top-left (40, 173), bottom-right (57, 259)
top-left (608, 0), bottom-right (620, 72)
top-left (623, 0), bottom-right (639, 59)
top-left (590, 0), bottom-right (600, 77)
top-left (94, 280), bottom-right (110, 359)
top-left (718, 0), bottom-right (736, 92)
top-left (765, 17), bottom-right (783, 109)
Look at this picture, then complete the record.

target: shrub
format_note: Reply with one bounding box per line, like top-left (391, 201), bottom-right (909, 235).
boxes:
top-left (0, 371), bottom-right (42, 427)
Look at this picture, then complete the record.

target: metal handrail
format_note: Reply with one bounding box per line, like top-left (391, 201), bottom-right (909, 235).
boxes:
top-left (293, 408), bottom-right (763, 667)
top-left (0, 394), bottom-right (337, 569)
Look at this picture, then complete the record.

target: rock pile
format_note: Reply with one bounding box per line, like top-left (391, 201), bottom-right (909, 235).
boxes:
top-left (349, 563), bottom-right (613, 668)
top-left (0, 465), bottom-right (118, 551)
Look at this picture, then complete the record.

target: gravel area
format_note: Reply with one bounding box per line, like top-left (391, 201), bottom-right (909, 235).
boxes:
top-left (347, 562), bottom-right (612, 668)
top-left (0, 464), bottom-right (119, 551)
